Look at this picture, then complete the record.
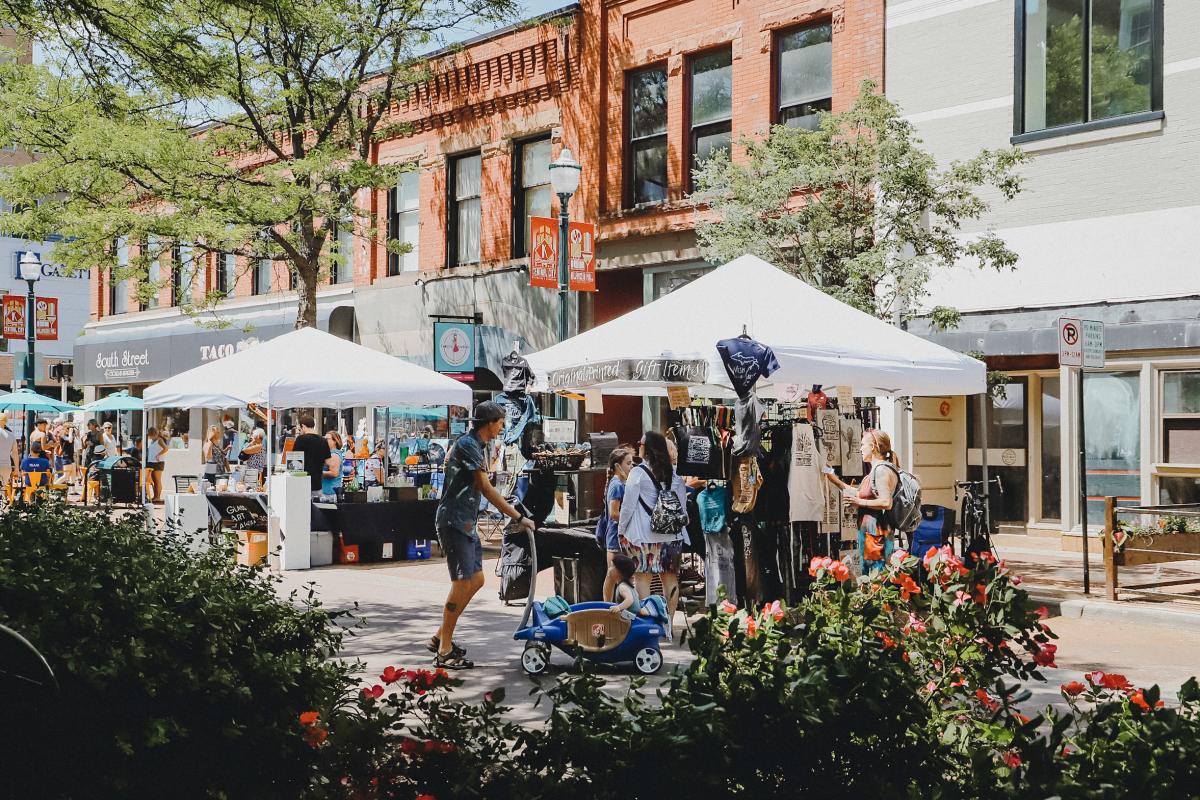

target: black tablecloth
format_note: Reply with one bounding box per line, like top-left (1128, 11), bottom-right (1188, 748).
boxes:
top-left (319, 499), bottom-right (438, 546)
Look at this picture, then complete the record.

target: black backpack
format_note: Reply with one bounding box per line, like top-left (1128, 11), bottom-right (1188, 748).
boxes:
top-left (636, 465), bottom-right (688, 538)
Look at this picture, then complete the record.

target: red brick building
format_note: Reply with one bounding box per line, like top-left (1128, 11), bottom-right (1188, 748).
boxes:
top-left (79, 0), bottom-right (884, 444)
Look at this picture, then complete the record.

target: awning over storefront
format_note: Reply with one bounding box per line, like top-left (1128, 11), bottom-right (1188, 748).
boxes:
top-left (74, 292), bottom-right (352, 386)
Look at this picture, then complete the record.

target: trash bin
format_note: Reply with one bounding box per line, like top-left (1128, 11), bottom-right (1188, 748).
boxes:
top-left (90, 455), bottom-right (140, 505)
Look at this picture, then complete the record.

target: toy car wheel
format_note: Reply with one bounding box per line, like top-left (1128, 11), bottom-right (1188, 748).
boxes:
top-left (634, 647), bottom-right (663, 675)
top-left (521, 643), bottom-right (550, 675)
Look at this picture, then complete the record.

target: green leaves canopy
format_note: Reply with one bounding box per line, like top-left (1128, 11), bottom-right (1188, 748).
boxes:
top-left (691, 81), bottom-right (1025, 322)
top-left (0, 0), bottom-right (520, 326)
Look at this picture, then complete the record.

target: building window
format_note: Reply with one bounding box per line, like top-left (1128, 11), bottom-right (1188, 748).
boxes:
top-left (1084, 371), bottom-right (1141, 523)
top-left (1017, 0), bottom-right (1161, 137)
top-left (1161, 370), bottom-right (1200, 465)
top-left (776, 22), bottom-right (833, 130)
top-left (626, 65), bottom-right (668, 207)
top-left (171, 242), bottom-right (194, 307)
top-left (688, 47), bottom-right (733, 190)
top-left (512, 136), bottom-right (551, 258)
top-left (253, 257), bottom-right (272, 295)
top-left (110, 237), bottom-right (130, 315)
top-left (1040, 376), bottom-right (1062, 521)
top-left (387, 170), bottom-right (419, 275)
top-left (331, 218), bottom-right (354, 284)
top-left (447, 152), bottom-right (481, 267)
top-left (143, 237), bottom-right (160, 310)
top-left (218, 251), bottom-right (236, 295)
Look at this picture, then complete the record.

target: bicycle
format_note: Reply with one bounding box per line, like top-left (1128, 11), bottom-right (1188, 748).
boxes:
top-left (953, 476), bottom-right (1003, 559)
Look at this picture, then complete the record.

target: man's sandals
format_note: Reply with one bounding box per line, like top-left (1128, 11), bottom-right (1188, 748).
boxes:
top-left (428, 636), bottom-right (474, 669)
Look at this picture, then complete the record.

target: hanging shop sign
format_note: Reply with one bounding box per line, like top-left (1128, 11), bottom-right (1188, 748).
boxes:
top-left (547, 358), bottom-right (709, 390)
top-left (433, 321), bottom-right (476, 381)
top-left (567, 221), bottom-right (596, 292)
top-left (528, 216), bottom-right (559, 289)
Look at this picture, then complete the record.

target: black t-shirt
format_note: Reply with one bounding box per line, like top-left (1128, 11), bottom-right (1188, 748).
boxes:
top-left (84, 430), bottom-right (103, 464)
top-left (292, 433), bottom-right (331, 490)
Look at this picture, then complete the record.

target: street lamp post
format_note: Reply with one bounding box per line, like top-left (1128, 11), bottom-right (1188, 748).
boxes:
top-left (18, 251), bottom-right (41, 447)
top-left (548, 148), bottom-right (581, 419)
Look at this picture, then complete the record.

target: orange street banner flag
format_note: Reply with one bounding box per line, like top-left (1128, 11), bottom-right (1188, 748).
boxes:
top-left (528, 216), bottom-right (559, 289)
top-left (567, 221), bottom-right (596, 292)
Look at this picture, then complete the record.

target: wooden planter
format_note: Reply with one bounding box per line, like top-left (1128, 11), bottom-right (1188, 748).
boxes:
top-left (1104, 496), bottom-right (1200, 600)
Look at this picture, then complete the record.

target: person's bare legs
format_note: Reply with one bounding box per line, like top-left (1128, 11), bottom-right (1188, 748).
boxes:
top-left (633, 572), bottom-right (652, 604)
top-left (602, 551), bottom-right (618, 602)
top-left (661, 571), bottom-right (681, 625)
top-left (437, 571), bottom-right (484, 656)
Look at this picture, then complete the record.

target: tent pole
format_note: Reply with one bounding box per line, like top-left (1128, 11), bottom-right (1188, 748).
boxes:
top-left (265, 397), bottom-right (272, 496)
top-left (141, 405), bottom-right (149, 509)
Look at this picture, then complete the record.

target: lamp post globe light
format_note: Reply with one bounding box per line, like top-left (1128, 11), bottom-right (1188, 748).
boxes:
top-left (18, 250), bottom-right (41, 446)
top-left (547, 148), bottom-right (581, 418)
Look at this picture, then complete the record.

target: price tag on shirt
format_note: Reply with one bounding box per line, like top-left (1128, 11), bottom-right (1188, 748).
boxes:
top-left (667, 385), bottom-right (691, 410)
top-left (836, 385), bottom-right (854, 411)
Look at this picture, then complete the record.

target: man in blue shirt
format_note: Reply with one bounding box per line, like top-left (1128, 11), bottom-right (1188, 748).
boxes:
top-left (431, 401), bottom-right (534, 669)
top-left (20, 441), bottom-right (52, 486)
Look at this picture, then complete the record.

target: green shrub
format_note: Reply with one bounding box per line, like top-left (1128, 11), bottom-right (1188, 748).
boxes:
top-left (0, 500), bottom-right (355, 799)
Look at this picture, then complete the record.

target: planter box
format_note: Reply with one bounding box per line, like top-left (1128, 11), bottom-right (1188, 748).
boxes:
top-left (1117, 530), bottom-right (1200, 567)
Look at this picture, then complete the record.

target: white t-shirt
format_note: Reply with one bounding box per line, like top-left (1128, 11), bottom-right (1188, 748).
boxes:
top-left (789, 423), bottom-right (824, 522)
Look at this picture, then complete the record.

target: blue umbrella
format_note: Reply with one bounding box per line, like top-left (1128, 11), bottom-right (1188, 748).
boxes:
top-left (80, 390), bottom-right (144, 413)
top-left (0, 388), bottom-right (77, 413)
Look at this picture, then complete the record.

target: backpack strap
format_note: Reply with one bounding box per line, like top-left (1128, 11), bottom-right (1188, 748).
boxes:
top-left (637, 463), bottom-right (660, 516)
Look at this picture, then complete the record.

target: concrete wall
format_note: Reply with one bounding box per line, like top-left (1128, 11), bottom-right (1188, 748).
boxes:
top-left (886, 0), bottom-right (1200, 313)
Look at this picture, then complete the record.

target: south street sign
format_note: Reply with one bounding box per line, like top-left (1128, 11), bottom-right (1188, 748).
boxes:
top-left (547, 358), bottom-right (709, 390)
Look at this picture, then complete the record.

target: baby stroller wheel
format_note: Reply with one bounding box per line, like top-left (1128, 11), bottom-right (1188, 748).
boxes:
top-left (634, 647), bottom-right (663, 675)
top-left (521, 643), bottom-right (550, 675)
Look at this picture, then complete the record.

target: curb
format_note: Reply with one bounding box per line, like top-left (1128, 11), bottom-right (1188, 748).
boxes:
top-left (1030, 592), bottom-right (1200, 632)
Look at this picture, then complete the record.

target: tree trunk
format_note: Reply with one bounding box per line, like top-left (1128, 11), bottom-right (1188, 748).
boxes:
top-left (295, 267), bottom-right (318, 329)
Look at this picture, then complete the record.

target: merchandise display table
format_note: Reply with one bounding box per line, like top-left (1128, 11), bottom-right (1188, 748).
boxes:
top-left (313, 499), bottom-right (438, 562)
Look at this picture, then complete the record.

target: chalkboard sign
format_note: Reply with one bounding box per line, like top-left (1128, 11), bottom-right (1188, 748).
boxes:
top-left (206, 493), bottom-right (270, 532)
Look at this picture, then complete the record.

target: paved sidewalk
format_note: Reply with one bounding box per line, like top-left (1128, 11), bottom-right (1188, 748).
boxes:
top-left (277, 557), bottom-right (690, 724)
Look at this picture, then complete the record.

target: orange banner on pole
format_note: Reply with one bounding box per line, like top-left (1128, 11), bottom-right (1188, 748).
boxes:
top-left (528, 216), bottom-right (559, 289)
top-left (35, 296), bottom-right (58, 340)
top-left (2, 295), bottom-right (25, 339)
top-left (567, 221), bottom-right (596, 292)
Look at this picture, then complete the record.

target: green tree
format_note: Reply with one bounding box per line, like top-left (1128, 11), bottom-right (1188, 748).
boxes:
top-left (0, 0), bottom-right (519, 327)
top-left (691, 81), bottom-right (1025, 325)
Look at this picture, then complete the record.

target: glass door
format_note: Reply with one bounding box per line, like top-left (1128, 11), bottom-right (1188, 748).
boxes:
top-left (967, 378), bottom-right (1029, 524)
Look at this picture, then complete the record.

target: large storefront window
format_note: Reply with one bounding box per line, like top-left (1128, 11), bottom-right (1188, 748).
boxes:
top-left (968, 379), bottom-right (1028, 524)
top-left (1084, 371), bottom-right (1141, 523)
top-left (1158, 369), bottom-right (1200, 504)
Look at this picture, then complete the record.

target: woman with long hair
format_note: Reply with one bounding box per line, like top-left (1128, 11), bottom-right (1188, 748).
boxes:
top-left (826, 428), bottom-right (899, 574)
top-left (321, 430), bottom-right (345, 500)
top-left (599, 446), bottom-right (634, 603)
top-left (145, 427), bottom-right (167, 502)
top-left (618, 430), bottom-right (689, 625)
top-left (203, 425), bottom-right (228, 476)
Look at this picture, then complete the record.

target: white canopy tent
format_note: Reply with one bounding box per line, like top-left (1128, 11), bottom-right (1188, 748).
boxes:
top-left (142, 327), bottom-right (472, 497)
top-left (144, 326), bottom-right (472, 409)
top-left (526, 254), bottom-right (985, 398)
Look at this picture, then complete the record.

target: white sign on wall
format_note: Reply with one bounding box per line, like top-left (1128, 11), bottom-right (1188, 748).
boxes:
top-left (1058, 317), bottom-right (1105, 368)
top-left (1081, 319), bottom-right (1105, 368)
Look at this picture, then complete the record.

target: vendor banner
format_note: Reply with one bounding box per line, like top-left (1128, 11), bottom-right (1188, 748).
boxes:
top-left (567, 221), bottom-right (596, 292)
top-left (547, 358), bottom-right (709, 390)
top-left (528, 216), bottom-right (558, 289)
top-left (35, 296), bottom-right (58, 340)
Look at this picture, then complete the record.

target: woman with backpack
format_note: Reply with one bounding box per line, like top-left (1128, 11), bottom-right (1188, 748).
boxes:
top-left (618, 431), bottom-right (689, 625)
top-left (826, 429), bottom-right (899, 575)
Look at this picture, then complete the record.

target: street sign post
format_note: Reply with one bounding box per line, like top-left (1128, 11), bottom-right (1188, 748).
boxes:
top-left (1059, 317), bottom-right (1105, 594)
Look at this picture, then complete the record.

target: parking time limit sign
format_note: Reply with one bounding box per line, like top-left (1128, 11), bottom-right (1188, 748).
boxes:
top-left (1058, 317), bottom-right (1104, 368)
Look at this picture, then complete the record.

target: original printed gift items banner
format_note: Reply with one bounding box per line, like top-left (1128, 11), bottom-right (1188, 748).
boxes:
top-left (546, 358), bottom-right (709, 390)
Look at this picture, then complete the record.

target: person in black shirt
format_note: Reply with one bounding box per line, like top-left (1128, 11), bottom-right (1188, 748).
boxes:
top-left (291, 415), bottom-right (332, 497)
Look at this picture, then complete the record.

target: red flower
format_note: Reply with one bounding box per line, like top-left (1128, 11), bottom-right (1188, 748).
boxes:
top-left (1129, 690), bottom-right (1164, 712)
top-left (302, 725), bottom-right (328, 748)
top-left (975, 688), bottom-right (999, 711)
top-left (830, 561), bottom-right (851, 582)
top-left (416, 795), bottom-right (437, 800)
top-left (361, 684), bottom-right (385, 700)
top-left (400, 739), bottom-right (420, 754)
top-left (718, 600), bottom-right (737, 614)
top-left (745, 617), bottom-right (758, 638)
top-left (1036, 606), bottom-right (1050, 619)
top-left (876, 630), bottom-right (897, 649)
top-left (1012, 712), bottom-right (1031, 725)
top-left (299, 711), bottom-right (320, 726)
top-left (1031, 643), bottom-right (1057, 668)
top-left (972, 583), bottom-right (988, 605)
top-left (891, 573), bottom-right (922, 601)
top-left (1061, 681), bottom-right (1086, 697)
top-left (1001, 751), bottom-right (1022, 769)
top-left (1087, 671), bottom-right (1132, 691)
top-left (808, 556), bottom-right (834, 577)
top-left (381, 665), bottom-right (401, 684)
top-left (903, 612), bottom-right (927, 635)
